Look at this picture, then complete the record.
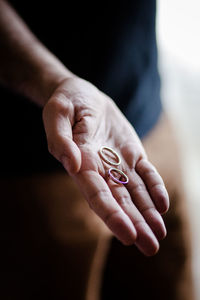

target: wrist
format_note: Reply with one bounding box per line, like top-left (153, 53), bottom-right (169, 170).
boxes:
top-left (0, 0), bottom-right (76, 107)
top-left (20, 47), bottom-right (76, 107)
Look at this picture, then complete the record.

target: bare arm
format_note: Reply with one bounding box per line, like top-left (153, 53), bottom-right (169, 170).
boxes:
top-left (0, 0), bottom-right (73, 105)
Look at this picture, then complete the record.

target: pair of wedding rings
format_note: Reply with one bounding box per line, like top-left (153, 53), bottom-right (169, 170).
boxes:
top-left (99, 146), bottom-right (129, 185)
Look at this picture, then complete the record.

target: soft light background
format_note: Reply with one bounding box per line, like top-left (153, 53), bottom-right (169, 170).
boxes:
top-left (157, 0), bottom-right (200, 298)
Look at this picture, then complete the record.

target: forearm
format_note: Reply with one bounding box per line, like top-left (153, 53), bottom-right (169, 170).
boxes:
top-left (0, 0), bottom-right (74, 106)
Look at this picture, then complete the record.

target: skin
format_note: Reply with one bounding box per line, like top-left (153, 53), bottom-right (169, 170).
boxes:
top-left (0, 0), bottom-right (169, 256)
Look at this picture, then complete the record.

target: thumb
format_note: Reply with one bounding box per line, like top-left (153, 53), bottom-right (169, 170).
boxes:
top-left (42, 99), bottom-right (81, 174)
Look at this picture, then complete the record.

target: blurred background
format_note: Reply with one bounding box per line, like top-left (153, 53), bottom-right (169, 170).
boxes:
top-left (157, 0), bottom-right (200, 298)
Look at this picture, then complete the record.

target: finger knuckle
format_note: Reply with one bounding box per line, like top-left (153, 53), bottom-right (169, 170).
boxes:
top-left (90, 189), bottom-right (110, 201)
top-left (144, 169), bottom-right (157, 179)
top-left (104, 210), bottom-right (121, 226)
top-left (136, 159), bottom-right (157, 176)
top-left (133, 219), bottom-right (146, 228)
top-left (132, 182), bottom-right (147, 194)
top-left (151, 182), bottom-right (164, 190)
top-left (89, 189), bottom-right (111, 211)
top-left (140, 206), bottom-right (156, 214)
top-left (117, 195), bottom-right (132, 207)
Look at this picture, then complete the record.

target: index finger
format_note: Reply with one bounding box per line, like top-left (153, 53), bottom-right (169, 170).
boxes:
top-left (73, 169), bottom-right (137, 245)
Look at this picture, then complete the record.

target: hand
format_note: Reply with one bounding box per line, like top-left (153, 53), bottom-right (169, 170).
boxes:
top-left (43, 77), bottom-right (169, 256)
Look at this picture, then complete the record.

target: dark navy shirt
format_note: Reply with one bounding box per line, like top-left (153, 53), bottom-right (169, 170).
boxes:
top-left (0, 0), bottom-right (161, 175)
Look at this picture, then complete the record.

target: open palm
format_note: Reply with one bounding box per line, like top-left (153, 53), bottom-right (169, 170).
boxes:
top-left (43, 77), bottom-right (169, 256)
